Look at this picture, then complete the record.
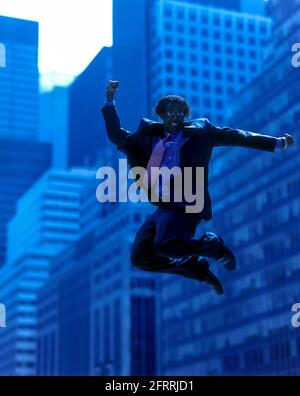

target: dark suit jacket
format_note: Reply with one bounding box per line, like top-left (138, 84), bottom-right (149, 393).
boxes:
top-left (101, 105), bottom-right (277, 220)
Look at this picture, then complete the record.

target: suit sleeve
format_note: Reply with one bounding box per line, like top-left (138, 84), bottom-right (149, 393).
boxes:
top-left (206, 119), bottom-right (277, 152)
top-left (101, 104), bottom-right (131, 147)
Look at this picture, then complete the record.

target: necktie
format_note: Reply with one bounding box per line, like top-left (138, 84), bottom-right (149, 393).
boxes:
top-left (142, 134), bottom-right (170, 189)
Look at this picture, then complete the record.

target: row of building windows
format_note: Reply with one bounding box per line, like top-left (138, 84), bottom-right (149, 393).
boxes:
top-left (164, 30), bottom-right (267, 48)
top-left (164, 73), bottom-right (247, 87)
top-left (163, 41), bottom-right (260, 58)
top-left (222, 338), bottom-right (298, 372)
top-left (162, 8), bottom-right (269, 34)
top-left (163, 60), bottom-right (257, 71)
top-left (152, 80), bottom-right (236, 97)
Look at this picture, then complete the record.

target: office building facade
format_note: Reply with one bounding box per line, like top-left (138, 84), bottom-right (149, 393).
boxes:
top-left (0, 16), bottom-right (39, 140)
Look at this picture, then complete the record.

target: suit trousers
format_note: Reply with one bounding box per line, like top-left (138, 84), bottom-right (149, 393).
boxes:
top-left (130, 206), bottom-right (223, 281)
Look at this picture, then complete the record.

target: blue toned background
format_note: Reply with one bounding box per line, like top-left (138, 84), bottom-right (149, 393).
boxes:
top-left (0, 0), bottom-right (300, 376)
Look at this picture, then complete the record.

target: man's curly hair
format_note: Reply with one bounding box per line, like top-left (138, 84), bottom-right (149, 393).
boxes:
top-left (154, 95), bottom-right (191, 119)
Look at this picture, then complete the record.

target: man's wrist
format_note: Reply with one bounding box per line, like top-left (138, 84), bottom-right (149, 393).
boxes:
top-left (281, 137), bottom-right (288, 150)
top-left (275, 137), bottom-right (287, 151)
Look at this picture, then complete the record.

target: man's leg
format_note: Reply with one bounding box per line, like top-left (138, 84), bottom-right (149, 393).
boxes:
top-left (130, 215), bottom-right (197, 274)
top-left (153, 208), bottom-right (236, 271)
top-left (130, 211), bottom-right (223, 294)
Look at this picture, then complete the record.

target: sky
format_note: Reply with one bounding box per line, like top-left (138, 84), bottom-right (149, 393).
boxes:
top-left (0, 0), bottom-right (112, 80)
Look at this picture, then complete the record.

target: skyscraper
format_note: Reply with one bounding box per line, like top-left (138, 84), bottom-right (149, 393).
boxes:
top-left (37, 239), bottom-right (92, 376)
top-left (0, 168), bottom-right (97, 375)
top-left (68, 46), bottom-right (113, 167)
top-left (0, 138), bottom-right (51, 266)
top-left (7, 168), bottom-right (96, 265)
top-left (0, 16), bottom-right (51, 267)
top-left (149, 0), bottom-right (271, 124)
top-left (0, 16), bottom-right (39, 140)
top-left (40, 85), bottom-right (69, 169)
top-left (90, 203), bottom-right (158, 376)
top-left (112, 0), bottom-right (270, 131)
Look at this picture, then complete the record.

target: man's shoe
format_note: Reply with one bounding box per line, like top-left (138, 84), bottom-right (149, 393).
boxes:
top-left (198, 232), bottom-right (236, 272)
top-left (197, 258), bottom-right (224, 295)
top-left (216, 237), bottom-right (236, 272)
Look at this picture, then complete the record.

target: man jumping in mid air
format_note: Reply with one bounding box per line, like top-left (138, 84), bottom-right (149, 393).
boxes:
top-left (102, 80), bottom-right (294, 295)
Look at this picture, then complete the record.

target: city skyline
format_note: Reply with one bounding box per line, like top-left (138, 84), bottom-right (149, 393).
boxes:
top-left (0, 0), bottom-right (299, 376)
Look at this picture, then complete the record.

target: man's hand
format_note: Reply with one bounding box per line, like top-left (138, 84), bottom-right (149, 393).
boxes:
top-left (106, 80), bottom-right (119, 102)
top-left (284, 133), bottom-right (295, 148)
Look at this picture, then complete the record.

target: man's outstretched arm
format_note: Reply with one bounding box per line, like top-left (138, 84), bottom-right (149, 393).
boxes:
top-left (101, 80), bottom-right (131, 146)
top-left (206, 119), bottom-right (295, 152)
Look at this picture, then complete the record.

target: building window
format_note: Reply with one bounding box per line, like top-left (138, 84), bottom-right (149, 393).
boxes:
top-left (213, 17), bottom-right (220, 26)
top-left (190, 53), bottom-right (197, 62)
top-left (178, 65), bottom-right (185, 74)
top-left (249, 37), bottom-right (256, 45)
top-left (225, 33), bottom-right (232, 41)
top-left (237, 20), bottom-right (244, 30)
top-left (215, 71), bottom-right (222, 80)
top-left (177, 24), bottom-right (184, 33)
top-left (249, 50), bottom-right (257, 59)
top-left (226, 47), bottom-right (233, 55)
top-left (226, 60), bottom-right (233, 67)
top-left (178, 80), bottom-right (186, 88)
top-left (225, 19), bottom-right (232, 28)
top-left (237, 35), bottom-right (244, 44)
top-left (165, 49), bottom-right (173, 58)
top-left (203, 69), bottom-right (210, 78)
top-left (201, 14), bottom-right (208, 24)
top-left (177, 38), bottom-right (184, 46)
top-left (166, 78), bottom-right (173, 86)
top-left (202, 56), bottom-right (209, 64)
top-left (191, 67), bottom-right (198, 76)
top-left (202, 28), bottom-right (208, 37)
top-left (189, 12), bottom-right (196, 22)
top-left (203, 83), bottom-right (211, 92)
top-left (215, 85), bottom-right (223, 94)
top-left (227, 74), bottom-right (234, 82)
top-left (249, 22), bottom-right (255, 32)
top-left (204, 98), bottom-right (211, 107)
top-left (250, 64), bottom-right (257, 72)
top-left (238, 61), bottom-right (245, 70)
top-left (190, 26), bottom-right (196, 35)
top-left (164, 8), bottom-right (172, 18)
top-left (191, 81), bottom-right (199, 90)
top-left (214, 31), bottom-right (221, 39)
top-left (239, 76), bottom-right (246, 84)
top-left (238, 48), bottom-right (245, 56)
top-left (165, 64), bottom-right (173, 72)
top-left (260, 24), bottom-right (267, 34)
top-left (202, 42), bottom-right (209, 50)
top-left (190, 40), bottom-right (197, 48)
top-left (214, 58), bottom-right (221, 67)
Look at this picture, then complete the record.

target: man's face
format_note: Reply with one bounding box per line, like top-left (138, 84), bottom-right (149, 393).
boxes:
top-left (162, 102), bottom-right (186, 133)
